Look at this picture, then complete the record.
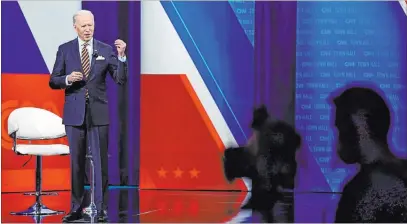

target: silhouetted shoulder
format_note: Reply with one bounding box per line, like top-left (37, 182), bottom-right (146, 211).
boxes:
top-left (335, 171), bottom-right (365, 222)
top-left (336, 165), bottom-right (407, 222)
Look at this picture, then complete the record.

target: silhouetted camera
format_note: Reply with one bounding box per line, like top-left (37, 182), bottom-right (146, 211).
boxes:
top-left (223, 105), bottom-right (301, 190)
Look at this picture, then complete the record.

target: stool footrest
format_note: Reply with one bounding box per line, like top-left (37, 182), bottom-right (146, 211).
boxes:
top-left (23, 192), bottom-right (58, 196)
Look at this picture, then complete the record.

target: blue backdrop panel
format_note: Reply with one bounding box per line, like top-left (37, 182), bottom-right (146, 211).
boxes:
top-left (295, 1), bottom-right (407, 222)
top-left (1, 1), bottom-right (49, 74)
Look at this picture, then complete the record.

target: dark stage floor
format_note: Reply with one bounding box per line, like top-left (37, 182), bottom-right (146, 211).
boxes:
top-left (1, 187), bottom-right (341, 223)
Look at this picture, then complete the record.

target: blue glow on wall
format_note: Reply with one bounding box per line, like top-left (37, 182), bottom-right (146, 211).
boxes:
top-left (295, 1), bottom-right (407, 193)
top-left (294, 2), bottom-right (406, 222)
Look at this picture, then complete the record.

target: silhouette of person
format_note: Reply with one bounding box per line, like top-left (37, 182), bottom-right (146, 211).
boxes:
top-left (331, 86), bottom-right (407, 222)
top-left (249, 106), bottom-right (299, 193)
top-left (223, 105), bottom-right (300, 222)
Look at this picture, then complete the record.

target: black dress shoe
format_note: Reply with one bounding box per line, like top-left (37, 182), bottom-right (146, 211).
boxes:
top-left (97, 210), bottom-right (108, 223)
top-left (62, 210), bottom-right (83, 223)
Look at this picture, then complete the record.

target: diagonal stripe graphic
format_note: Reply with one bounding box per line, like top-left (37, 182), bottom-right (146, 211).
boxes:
top-left (161, 1), bottom-right (255, 146)
top-left (169, 1), bottom-right (248, 141)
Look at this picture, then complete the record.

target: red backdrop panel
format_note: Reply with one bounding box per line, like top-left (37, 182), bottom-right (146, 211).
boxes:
top-left (1, 74), bottom-right (70, 192)
top-left (140, 74), bottom-right (246, 191)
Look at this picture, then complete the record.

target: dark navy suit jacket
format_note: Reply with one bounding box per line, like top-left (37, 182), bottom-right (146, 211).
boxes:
top-left (49, 38), bottom-right (128, 126)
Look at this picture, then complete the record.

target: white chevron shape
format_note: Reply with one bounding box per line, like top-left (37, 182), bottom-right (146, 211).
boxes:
top-left (18, 0), bottom-right (81, 74)
top-left (400, 0), bottom-right (407, 15)
top-left (141, 1), bottom-right (251, 191)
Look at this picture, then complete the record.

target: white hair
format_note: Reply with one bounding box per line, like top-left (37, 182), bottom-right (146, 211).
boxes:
top-left (73, 10), bottom-right (94, 24)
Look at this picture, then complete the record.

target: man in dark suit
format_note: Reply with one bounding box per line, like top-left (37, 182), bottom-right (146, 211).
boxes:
top-left (49, 10), bottom-right (128, 222)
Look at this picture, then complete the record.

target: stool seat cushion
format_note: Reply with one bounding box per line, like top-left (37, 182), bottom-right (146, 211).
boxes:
top-left (14, 144), bottom-right (69, 156)
top-left (8, 107), bottom-right (65, 140)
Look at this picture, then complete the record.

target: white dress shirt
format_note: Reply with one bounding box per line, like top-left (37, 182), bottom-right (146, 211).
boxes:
top-left (65, 37), bottom-right (127, 85)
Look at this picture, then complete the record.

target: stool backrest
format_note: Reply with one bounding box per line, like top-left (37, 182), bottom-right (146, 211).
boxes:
top-left (8, 107), bottom-right (66, 140)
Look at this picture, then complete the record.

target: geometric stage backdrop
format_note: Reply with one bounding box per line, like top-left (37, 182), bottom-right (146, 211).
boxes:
top-left (1, 1), bottom-right (406, 203)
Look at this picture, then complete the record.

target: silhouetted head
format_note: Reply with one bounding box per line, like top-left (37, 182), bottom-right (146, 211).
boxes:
top-left (251, 105), bottom-right (270, 131)
top-left (259, 120), bottom-right (301, 159)
top-left (332, 86), bottom-right (391, 164)
top-left (251, 105), bottom-right (301, 158)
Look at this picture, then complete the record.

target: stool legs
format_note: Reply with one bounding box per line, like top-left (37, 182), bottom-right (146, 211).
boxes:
top-left (10, 156), bottom-right (65, 220)
top-left (83, 143), bottom-right (97, 222)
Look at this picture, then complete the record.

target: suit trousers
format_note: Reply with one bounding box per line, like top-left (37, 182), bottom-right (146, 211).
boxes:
top-left (65, 102), bottom-right (109, 211)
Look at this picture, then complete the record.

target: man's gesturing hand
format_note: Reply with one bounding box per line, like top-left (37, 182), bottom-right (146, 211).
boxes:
top-left (115, 39), bottom-right (126, 57)
top-left (67, 71), bottom-right (83, 83)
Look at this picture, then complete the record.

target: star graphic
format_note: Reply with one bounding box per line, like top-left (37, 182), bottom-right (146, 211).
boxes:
top-left (157, 167), bottom-right (167, 178)
top-left (173, 167), bottom-right (184, 178)
top-left (189, 168), bottom-right (200, 178)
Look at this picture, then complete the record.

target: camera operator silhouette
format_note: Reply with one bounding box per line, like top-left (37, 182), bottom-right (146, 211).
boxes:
top-left (223, 105), bottom-right (301, 222)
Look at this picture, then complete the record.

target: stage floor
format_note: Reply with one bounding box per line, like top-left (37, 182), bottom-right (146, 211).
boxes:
top-left (1, 187), bottom-right (340, 223)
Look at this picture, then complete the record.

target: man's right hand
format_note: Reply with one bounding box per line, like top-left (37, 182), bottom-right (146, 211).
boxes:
top-left (67, 71), bottom-right (83, 83)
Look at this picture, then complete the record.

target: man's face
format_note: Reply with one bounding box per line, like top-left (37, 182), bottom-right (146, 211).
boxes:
top-left (335, 109), bottom-right (361, 164)
top-left (74, 14), bottom-right (94, 41)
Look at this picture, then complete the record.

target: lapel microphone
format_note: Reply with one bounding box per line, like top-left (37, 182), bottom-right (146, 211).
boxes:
top-left (92, 49), bottom-right (99, 58)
